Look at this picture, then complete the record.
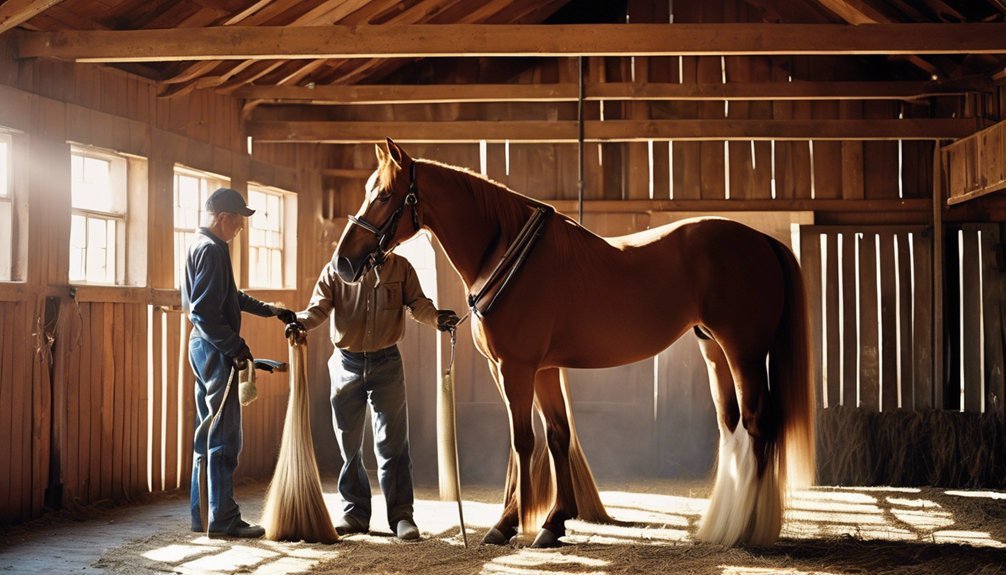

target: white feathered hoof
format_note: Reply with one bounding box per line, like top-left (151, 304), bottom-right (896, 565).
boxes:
top-left (481, 527), bottom-right (513, 546)
top-left (531, 528), bottom-right (562, 548)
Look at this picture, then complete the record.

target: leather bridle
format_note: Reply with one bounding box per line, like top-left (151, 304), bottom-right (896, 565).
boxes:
top-left (346, 162), bottom-right (420, 266)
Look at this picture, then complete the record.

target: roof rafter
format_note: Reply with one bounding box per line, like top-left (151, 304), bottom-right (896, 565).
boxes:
top-left (0, 0), bottom-right (64, 35)
top-left (17, 23), bottom-right (1006, 63)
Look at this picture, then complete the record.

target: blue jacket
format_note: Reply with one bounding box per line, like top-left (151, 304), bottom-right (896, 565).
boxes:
top-left (182, 228), bottom-right (274, 358)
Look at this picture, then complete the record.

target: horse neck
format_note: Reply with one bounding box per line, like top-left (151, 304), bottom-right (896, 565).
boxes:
top-left (419, 162), bottom-right (530, 289)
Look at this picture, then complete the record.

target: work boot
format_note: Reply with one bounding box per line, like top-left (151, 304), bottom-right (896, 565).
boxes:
top-left (395, 518), bottom-right (420, 541)
top-left (334, 514), bottom-right (369, 536)
top-left (207, 518), bottom-right (265, 539)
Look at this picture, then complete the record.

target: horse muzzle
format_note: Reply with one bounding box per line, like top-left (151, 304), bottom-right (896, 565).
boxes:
top-left (335, 255), bottom-right (367, 283)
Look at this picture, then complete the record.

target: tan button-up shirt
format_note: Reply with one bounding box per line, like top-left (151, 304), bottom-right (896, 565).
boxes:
top-left (297, 253), bottom-right (439, 352)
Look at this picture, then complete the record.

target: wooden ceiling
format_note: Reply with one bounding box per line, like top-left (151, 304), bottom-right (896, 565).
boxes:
top-left (3, 0), bottom-right (1006, 143)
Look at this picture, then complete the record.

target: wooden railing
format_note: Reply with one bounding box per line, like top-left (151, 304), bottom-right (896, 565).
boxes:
top-left (944, 119), bottom-right (1006, 205)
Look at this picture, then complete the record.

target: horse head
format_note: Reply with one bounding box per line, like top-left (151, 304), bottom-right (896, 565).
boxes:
top-left (334, 138), bottom-right (421, 283)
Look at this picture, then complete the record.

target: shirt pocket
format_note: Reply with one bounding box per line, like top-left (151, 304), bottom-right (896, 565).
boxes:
top-left (380, 281), bottom-right (403, 310)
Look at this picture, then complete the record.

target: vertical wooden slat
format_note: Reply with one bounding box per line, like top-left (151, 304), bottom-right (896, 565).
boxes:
top-left (63, 302), bottom-right (79, 502)
top-left (982, 225), bottom-right (1005, 416)
top-left (112, 303), bottom-right (125, 499)
top-left (697, 54), bottom-right (725, 200)
top-left (122, 304), bottom-right (133, 498)
top-left (150, 307), bottom-right (163, 492)
top-left (32, 298), bottom-right (52, 517)
top-left (77, 303), bottom-right (92, 502)
top-left (800, 230), bottom-right (824, 409)
top-left (914, 229), bottom-right (934, 409)
top-left (932, 144), bottom-right (944, 410)
top-left (897, 233), bottom-right (915, 409)
top-left (101, 303), bottom-right (114, 501)
top-left (164, 313), bottom-right (179, 490)
top-left (962, 227), bottom-right (982, 412)
top-left (89, 303), bottom-right (103, 502)
top-left (0, 303), bottom-right (12, 518)
top-left (824, 232), bottom-right (841, 408)
top-left (136, 304), bottom-right (147, 494)
top-left (12, 301), bottom-right (28, 519)
top-left (879, 232), bottom-right (898, 411)
top-left (841, 232), bottom-right (859, 406)
top-left (859, 233), bottom-right (880, 411)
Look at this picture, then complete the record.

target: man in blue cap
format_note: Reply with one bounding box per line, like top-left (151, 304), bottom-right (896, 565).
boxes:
top-left (182, 187), bottom-right (296, 538)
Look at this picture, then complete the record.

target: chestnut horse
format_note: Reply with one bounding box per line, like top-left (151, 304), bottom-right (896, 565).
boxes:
top-left (335, 139), bottom-right (815, 548)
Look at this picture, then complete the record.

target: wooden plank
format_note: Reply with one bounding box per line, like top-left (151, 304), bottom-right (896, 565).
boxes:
top-left (0, 304), bottom-right (12, 517)
top-left (859, 233), bottom-right (880, 411)
top-left (800, 230), bottom-right (824, 409)
top-left (20, 24), bottom-right (1006, 63)
top-left (982, 225), bottom-right (1004, 416)
top-left (31, 298), bottom-right (51, 517)
top-left (0, 0), bottom-right (65, 35)
top-left (672, 56), bottom-right (701, 200)
top-left (863, 101), bottom-right (901, 200)
top-left (122, 304), bottom-right (133, 499)
top-left (931, 144), bottom-right (944, 409)
top-left (179, 314), bottom-right (194, 491)
top-left (100, 303), bottom-right (114, 501)
top-left (233, 78), bottom-right (993, 104)
top-left (878, 232), bottom-right (898, 411)
top-left (11, 301), bottom-right (27, 520)
top-left (164, 313), bottom-right (179, 491)
top-left (897, 233), bottom-right (915, 409)
top-left (697, 56), bottom-right (725, 200)
top-left (246, 118), bottom-right (979, 144)
top-left (135, 305), bottom-right (147, 494)
top-left (913, 229), bottom-right (933, 408)
top-left (78, 303), bottom-right (92, 501)
top-left (841, 232), bottom-right (858, 406)
top-left (824, 232), bottom-right (841, 408)
top-left (112, 303), bottom-right (125, 499)
top-left (149, 307), bottom-right (162, 492)
top-left (88, 303), bottom-right (102, 502)
top-left (962, 227), bottom-right (982, 412)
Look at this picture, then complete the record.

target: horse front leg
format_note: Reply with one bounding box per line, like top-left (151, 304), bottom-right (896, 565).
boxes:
top-left (527, 367), bottom-right (577, 548)
top-left (482, 361), bottom-right (537, 546)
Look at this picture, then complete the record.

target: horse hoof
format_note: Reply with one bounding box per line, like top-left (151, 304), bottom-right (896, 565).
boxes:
top-left (481, 527), bottom-right (513, 546)
top-left (531, 528), bottom-right (562, 548)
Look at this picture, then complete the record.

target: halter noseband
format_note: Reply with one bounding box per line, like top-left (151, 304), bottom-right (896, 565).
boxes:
top-left (346, 162), bottom-right (420, 265)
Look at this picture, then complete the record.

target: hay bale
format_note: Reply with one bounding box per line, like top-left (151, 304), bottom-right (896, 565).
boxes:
top-left (816, 406), bottom-right (1006, 488)
top-left (260, 339), bottom-right (338, 543)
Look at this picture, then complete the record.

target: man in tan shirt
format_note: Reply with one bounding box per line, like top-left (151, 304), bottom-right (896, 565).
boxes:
top-left (290, 251), bottom-right (458, 540)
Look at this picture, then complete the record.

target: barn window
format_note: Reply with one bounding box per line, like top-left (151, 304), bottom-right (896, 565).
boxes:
top-left (69, 146), bottom-right (127, 284)
top-left (172, 166), bottom-right (228, 288)
top-left (0, 132), bottom-right (12, 281)
top-left (247, 184), bottom-right (296, 289)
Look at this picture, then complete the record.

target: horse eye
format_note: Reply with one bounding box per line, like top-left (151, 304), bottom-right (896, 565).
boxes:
top-left (375, 191), bottom-right (392, 203)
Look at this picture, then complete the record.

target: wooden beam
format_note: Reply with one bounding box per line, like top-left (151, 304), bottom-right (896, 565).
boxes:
top-left (16, 23), bottom-right (1006, 63)
top-left (235, 77), bottom-right (991, 104)
top-left (0, 0), bottom-right (63, 35)
top-left (549, 198), bottom-right (931, 214)
top-left (246, 118), bottom-right (980, 143)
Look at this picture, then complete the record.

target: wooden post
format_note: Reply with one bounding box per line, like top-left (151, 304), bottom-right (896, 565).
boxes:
top-left (933, 143), bottom-right (944, 409)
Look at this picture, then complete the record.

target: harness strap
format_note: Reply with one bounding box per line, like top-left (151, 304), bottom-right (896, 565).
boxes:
top-left (468, 205), bottom-right (553, 317)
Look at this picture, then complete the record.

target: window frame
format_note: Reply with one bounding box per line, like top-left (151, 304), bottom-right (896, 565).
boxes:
top-left (0, 132), bottom-right (12, 282)
top-left (69, 145), bottom-right (128, 286)
top-left (172, 166), bottom-right (229, 289)
top-left (246, 183), bottom-right (296, 290)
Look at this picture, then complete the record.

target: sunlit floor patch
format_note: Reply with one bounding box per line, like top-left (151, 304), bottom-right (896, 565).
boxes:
top-left (141, 543), bottom-right (215, 562)
top-left (720, 566), bottom-right (841, 575)
top-left (482, 549), bottom-right (609, 575)
top-left (931, 530), bottom-right (1006, 548)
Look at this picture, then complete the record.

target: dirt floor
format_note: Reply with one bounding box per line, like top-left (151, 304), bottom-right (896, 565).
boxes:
top-left (2, 477), bottom-right (1006, 574)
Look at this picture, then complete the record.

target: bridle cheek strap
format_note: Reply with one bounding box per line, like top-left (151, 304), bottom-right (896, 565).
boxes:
top-left (346, 162), bottom-right (420, 262)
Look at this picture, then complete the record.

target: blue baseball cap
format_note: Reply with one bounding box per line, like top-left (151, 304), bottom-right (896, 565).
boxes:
top-left (205, 187), bottom-right (255, 217)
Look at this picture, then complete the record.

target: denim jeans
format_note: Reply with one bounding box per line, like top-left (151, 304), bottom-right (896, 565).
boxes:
top-left (329, 345), bottom-right (414, 529)
top-left (189, 336), bottom-right (243, 532)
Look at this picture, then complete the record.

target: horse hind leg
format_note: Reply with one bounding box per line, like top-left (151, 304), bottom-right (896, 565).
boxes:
top-left (697, 340), bottom-right (783, 547)
top-left (694, 332), bottom-right (750, 546)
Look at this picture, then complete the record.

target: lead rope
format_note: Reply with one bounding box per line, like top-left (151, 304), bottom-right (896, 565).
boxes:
top-left (444, 324), bottom-right (468, 547)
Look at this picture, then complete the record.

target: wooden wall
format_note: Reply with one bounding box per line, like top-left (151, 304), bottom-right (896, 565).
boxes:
top-left (0, 40), bottom-right (332, 523)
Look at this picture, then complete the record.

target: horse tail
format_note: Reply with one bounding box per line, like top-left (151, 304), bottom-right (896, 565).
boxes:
top-left (768, 237), bottom-right (816, 489)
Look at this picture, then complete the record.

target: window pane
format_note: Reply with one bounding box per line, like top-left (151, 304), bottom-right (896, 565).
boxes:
top-left (0, 201), bottom-right (11, 281)
top-left (86, 217), bottom-right (108, 283)
top-left (0, 140), bottom-right (9, 199)
top-left (69, 214), bottom-right (86, 282)
top-left (71, 151), bottom-right (118, 213)
top-left (247, 188), bottom-right (285, 288)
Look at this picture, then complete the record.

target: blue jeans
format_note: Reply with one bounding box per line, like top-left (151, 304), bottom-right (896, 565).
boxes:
top-left (330, 345), bottom-right (414, 529)
top-left (189, 336), bottom-right (243, 532)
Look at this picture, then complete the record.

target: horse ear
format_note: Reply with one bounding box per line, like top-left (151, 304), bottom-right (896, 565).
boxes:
top-left (386, 137), bottom-right (412, 167)
top-left (374, 143), bottom-right (388, 164)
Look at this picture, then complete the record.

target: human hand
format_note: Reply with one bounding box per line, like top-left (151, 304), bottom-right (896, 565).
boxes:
top-left (436, 309), bottom-right (460, 332)
top-left (284, 321), bottom-right (306, 339)
top-left (232, 346), bottom-right (253, 369)
top-left (273, 307), bottom-right (297, 325)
